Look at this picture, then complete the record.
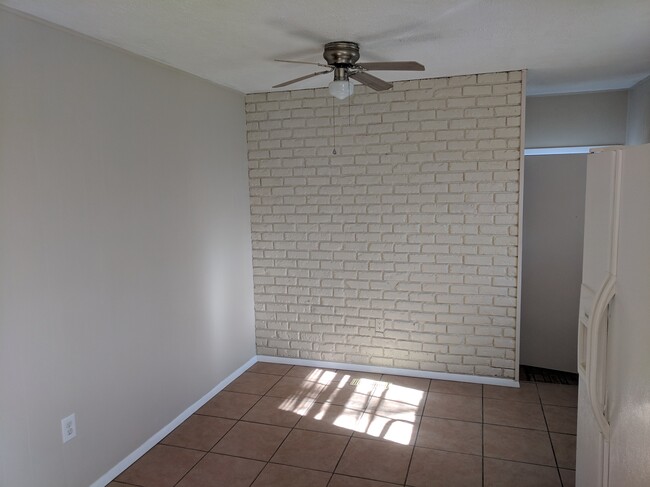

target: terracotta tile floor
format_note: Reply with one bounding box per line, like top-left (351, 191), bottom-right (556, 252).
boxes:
top-left (110, 362), bottom-right (577, 487)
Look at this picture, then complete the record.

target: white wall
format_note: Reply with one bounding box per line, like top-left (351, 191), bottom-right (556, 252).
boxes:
top-left (520, 154), bottom-right (587, 372)
top-left (626, 75), bottom-right (650, 145)
top-left (0, 8), bottom-right (255, 487)
top-left (525, 91), bottom-right (628, 148)
top-left (247, 72), bottom-right (523, 379)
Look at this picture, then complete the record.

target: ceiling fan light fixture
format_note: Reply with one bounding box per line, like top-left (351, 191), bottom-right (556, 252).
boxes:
top-left (329, 79), bottom-right (354, 100)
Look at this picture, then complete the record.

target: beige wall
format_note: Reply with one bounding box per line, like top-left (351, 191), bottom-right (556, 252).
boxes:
top-left (246, 72), bottom-right (523, 379)
top-left (525, 90), bottom-right (628, 148)
top-left (626, 75), bottom-right (650, 145)
top-left (0, 8), bottom-right (255, 487)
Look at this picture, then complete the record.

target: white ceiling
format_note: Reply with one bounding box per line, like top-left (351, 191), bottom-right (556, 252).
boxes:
top-left (2, 0), bottom-right (650, 95)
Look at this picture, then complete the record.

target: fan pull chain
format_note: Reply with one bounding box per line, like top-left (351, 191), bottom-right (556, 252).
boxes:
top-left (332, 97), bottom-right (337, 155)
top-left (348, 88), bottom-right (352, 126)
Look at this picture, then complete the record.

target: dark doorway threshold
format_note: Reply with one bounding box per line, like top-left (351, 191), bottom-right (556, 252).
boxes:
top-left (520, 365), bottom-right (579, 385)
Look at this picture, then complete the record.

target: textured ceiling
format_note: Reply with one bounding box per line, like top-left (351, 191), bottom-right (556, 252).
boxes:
top-left (2, 0), bottom-right (650, 95)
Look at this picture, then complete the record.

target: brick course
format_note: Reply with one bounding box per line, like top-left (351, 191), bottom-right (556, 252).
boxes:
top-left (245, 71), bottom-right (523, 378)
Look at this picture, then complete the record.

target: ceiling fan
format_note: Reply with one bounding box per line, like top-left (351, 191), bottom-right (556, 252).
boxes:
top-left (273, 41), bottom-right (425, 99)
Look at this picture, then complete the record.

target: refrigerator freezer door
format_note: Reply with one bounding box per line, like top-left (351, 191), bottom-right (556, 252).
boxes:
top-left (605, 144), bottom-right (650, 486)
top-left (578, 149), bottom-right (618, 378)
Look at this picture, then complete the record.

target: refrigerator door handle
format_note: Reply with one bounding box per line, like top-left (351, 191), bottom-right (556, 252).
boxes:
top-left (587, 274), bottom-right (615, 440)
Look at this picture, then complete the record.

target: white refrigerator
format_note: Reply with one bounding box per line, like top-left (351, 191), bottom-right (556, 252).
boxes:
top-left (576, 144), bottom-right (650, 486)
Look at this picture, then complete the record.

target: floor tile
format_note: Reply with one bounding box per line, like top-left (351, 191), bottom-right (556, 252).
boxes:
top-left (266, 376), bottom-right (327, 400)
top-left (251, 463), bottom-right (331, 487)
top-left (334, 375), bottom-right (381, 395)
top-left (550, 432), bottom-right (576, 469)
top-left (336, 370), bottom-right (383, 382)
top-left (560, 468), bottom-right (576, 487)
top-left (176, 453), bottom-right (265, 487)
top-left (317, 384), bottom-right (376, 411)
top-left (212, 421), bottom-right (290, 461)
top-left (271, 429), bottom-right (349, 472)
top-left (115, 445), bottom-right (204, 487)
top-left (196, 390), bottom-right (260, 419)
top-left (242, 395), bottom-right (311, 427)
top-left (483, 397), bottom-right (547, 430)
top-left (536, 383), bottom-right (578, 407)
top-left (285, 365), bottom-right (339, 382)
top-left (335, 437), bottom-right (413, 484)
top-left (328, 474), bottom-right (400, 487)
top-left (484, 382), bottom-right (539, 403)
top-left (406, 447), bottom-right (482, 487)
top-left (106, 482), bottom-right (139, 487)
top-left (543, 405), bottom-right (577, 434)
top-left (225, 371), bottom-right (282, 395)
top-left (423, 392), bottom-right (482, 422)
top-left (161, 415), bottom-right (235, 451)
top-left (365, 395), bottom-right (424, 420)
top-left (248, 361), bottom-right (293, 376)
top-left (416, 416), bottom-right (482, 455)
top-left (381, 374), bottom-right (431, 392)
top-left (483, 458), bottom-right (561, 487)
top-left (428, 379), bottom-right (482, 397)
top-left (372, 382), bottom-right (428, 408)
top-left (484, 424), bottom-right (556, 466)
top-left (295, 402), bottom-right (363, 436)
top-left (354, 412), bottom-right (420, 445)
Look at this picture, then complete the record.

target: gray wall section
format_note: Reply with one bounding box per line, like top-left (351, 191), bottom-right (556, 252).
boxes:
top-left (520, 154), bottom-right (587, 372)
top-left (626, 75), bottom-right (650, 145)
top-left (525, 91), bottom-right (628, 148)
top-left (0, 8), bottom-right (255, 487)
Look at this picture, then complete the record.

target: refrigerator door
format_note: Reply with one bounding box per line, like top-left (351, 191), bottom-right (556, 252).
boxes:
top-left (605, 144), bottom-right (650, 486)
top-left (577, 379), bottom-right (608, 486)
top-left (576, 148), bottom-right (620, 487)
top-left (577, 149), bottom-right (618, 376)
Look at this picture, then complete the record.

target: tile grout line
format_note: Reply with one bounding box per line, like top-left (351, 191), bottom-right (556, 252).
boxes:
top-left (401, 377), bottom-right (432, 487)
top-left (537, 384), bottom-right (564, 487)
top-left (325, 430), bottom-right (354, 486)
top-left (171, 447), bottom-right (209, 487)
top-left (246, 364), bottom-right (298, 486)
top-left (482, 384), bottom-right (485, 487)
top-left (327, 373), bottom-right (386, 486)
top-left (248, 366), bottom-right (300, 485)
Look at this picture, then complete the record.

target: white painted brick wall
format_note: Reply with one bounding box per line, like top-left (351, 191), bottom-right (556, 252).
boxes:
top-left (246, 71), bottom-right (523, 379)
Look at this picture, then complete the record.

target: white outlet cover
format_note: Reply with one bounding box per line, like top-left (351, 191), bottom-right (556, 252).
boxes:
top-left (376, 319), bottom-right (385, 333)
top-left (61, 413), bottom-right (76, 443)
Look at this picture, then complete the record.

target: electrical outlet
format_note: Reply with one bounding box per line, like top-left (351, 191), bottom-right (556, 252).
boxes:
top-left (376, 319), bottom-right (385, 333)
top-left (61, 413), bottom-right (76, 443)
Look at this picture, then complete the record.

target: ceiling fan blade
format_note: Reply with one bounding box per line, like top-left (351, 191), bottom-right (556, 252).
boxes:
top-left (349, 71), bottom-right (393, 91)
top-left (272, 69), bottom-right (332, 89)
top-left (275, 59), bottom-right (330, 68)
top-left (356, 61), bottom-right (425, 71)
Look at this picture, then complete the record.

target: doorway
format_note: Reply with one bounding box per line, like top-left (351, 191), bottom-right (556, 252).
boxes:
top-left (520, 153), bottom-right (587, 373)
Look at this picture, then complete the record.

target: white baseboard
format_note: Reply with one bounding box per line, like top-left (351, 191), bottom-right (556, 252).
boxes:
top-left (89, 355), bottom-right (258, 487)
top-left (257, 355), bottom-right (519, 388)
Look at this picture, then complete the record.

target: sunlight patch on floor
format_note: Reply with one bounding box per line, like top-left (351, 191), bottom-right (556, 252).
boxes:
top-left (278, 370), bottom-right (425, 445)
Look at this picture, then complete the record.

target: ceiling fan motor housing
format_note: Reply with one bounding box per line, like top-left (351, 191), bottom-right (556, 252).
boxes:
top-left (323, 41), bottom-right (360, 66)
